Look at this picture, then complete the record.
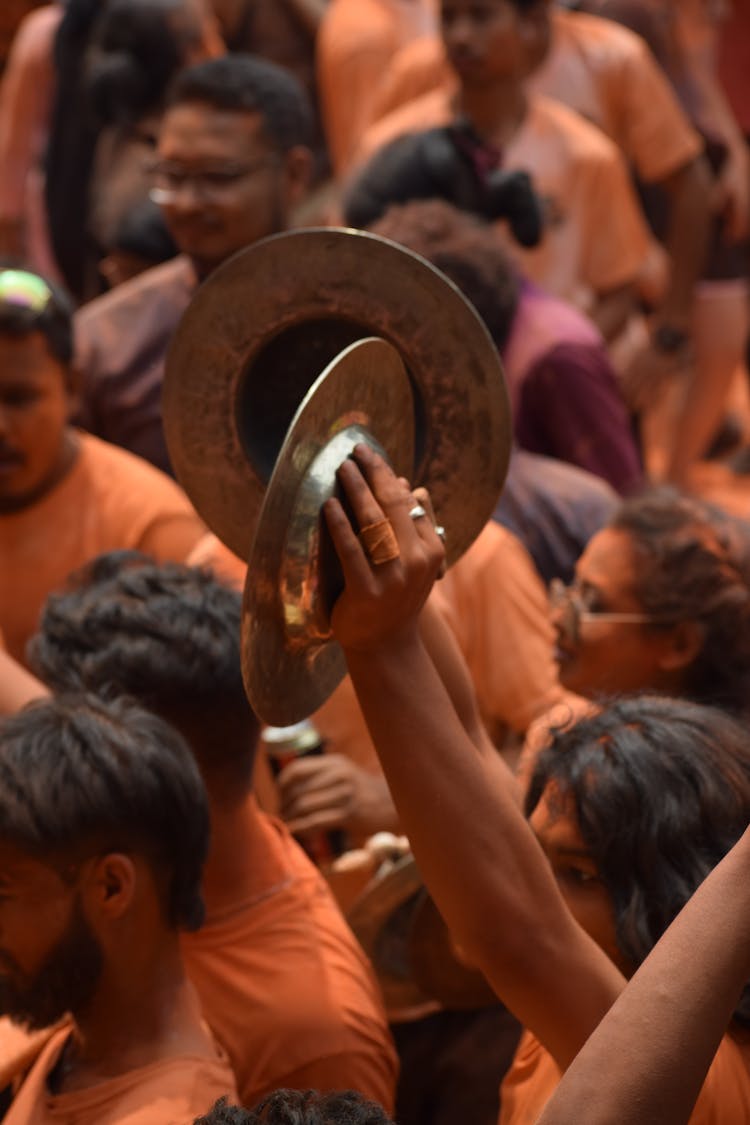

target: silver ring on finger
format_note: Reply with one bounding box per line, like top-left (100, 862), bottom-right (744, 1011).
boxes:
top-left (409, 504), bottom-right (428, 520)
top-left (435, 525), bottom-right (446, 543)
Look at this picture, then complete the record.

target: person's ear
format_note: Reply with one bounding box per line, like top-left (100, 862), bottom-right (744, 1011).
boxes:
top-left (281, 145), bottom-right (314, 209)
top-left (83, 853), bottom-right (137, 923)
top-left (657, 620), bottom-right (705, 672)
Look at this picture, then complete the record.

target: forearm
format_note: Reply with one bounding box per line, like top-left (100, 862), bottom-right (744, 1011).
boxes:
top-left (538, 826), bottom-right (750, 1125)
top-left (344, 630), bottom-right (623, 1067)
top-left (418, 596), bottom-right (500, 763)
top-left (657, 157), bottom-right (713, 327)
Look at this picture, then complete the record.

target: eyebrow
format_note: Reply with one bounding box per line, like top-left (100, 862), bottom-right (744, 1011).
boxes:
top-left (548, 846), bottom-right (595, 862)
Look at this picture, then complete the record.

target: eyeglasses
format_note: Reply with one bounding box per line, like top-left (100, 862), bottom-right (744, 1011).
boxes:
top-left (0, 269), bottom-right (53, 312)
top-left (146, 157), bottom-right (278, 204)
top-left (549, 578), bottom-right (665, 647)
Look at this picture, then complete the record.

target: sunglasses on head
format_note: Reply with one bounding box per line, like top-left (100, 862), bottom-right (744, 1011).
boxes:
top-left (0, 270), bottom-right (54, 313)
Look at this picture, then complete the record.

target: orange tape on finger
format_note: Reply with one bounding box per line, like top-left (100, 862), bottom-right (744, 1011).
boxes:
top-left (359, 519), bottom-right (401, 565)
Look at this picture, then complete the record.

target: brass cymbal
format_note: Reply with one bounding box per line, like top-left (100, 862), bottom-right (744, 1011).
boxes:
top-left (348, 853), bottom-right (498, 1012)
top-left (242, 337), bottom-right (414, 726)
top-left (163, 227), bottom-right (511, 569)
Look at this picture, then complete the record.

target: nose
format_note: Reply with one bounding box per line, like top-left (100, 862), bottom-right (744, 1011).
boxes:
top-left (442, 14), bottom-right (475, 52)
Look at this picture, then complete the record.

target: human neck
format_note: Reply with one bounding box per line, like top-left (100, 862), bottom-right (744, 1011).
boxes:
top-left (63, 936), bottom-right (210, 1089)
top-left (457, 78), bottom-right (528, 147)
top-left (201, 790), bottom-right (288, 917)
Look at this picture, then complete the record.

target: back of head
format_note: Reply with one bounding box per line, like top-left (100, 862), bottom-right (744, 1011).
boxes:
top-left (86, 0), bottom-right (194, 126)
top-left (0, 693), bottom-right (208, 930)
top-left (344, 129), bottom-right (542, 247)
top-left (167, 53), bottom-right (313, 154)
top-left (0, 268), bottom-right (74, 366)
top-left (196, 1090), bottom-right (396, 1124)
top-left (29, 554), bottom-right (258, 793)
top-left (370, 199), bottom-right (520, 350)
top-left (527, 695), bottom-right (750, 990)
top-left (611, 488), bottom-right (750, 713)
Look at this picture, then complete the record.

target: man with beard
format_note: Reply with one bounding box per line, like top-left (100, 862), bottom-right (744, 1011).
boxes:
top-left (74, 53), bottom-right (313, 475)
top-left (0, 693), bottom-right (237, 1123)
top-left (28, 555), bottom-right (398, 1110)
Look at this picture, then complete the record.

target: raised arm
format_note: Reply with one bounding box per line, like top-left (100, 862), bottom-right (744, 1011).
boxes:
top-left (538, 825), bottom-right (750, 1125)
top-left (325, 446), bottom-right (625, 1069)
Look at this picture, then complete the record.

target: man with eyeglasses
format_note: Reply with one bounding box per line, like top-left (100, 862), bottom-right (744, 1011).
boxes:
top-left (75, 54), bottom-right (314, 475)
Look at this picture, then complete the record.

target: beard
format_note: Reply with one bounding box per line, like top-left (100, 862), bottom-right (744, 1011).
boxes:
top-left (0, 897), bottom-right (104, 1031)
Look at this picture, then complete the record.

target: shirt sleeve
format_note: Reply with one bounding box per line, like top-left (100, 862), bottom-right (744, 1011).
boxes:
top-left (604, 32), bottom-right (703, 183)
top-left (579, 139), bottom-right (653, 295)
top-left (517, 343), bottom-right (643, 494)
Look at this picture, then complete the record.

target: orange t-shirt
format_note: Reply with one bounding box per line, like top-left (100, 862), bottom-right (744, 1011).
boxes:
top-left (0, 431), bottom-right (205, 664)
top-left (190, 521), bottom-right (565, 760)
top-left (181, 810), bottom-right (398, 1109)
top-left (354, 91), bottom-right (651, 311)
top-left (4, 1024), bottom-right (236, 1125)
top-left (365, 9), bottom-right (701, 184)
top-left (317, 0), bottom-right (436, 173)
top-left (500, 1027), bottom-right (750, 1124)
top-left (528, 8), bottom-right (702, 182)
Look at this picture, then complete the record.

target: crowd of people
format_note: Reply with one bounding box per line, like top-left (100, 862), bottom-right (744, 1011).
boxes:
top-left (0, 0), bottom-right (750, 1122)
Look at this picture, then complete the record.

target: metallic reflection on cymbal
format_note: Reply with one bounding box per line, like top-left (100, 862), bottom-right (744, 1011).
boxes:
top-left (348, 853), bottom-right (497, 1013)
top-left (163, 227), bottom-right (511, 570)
top-left (242, 337), bottom-right (414, 726)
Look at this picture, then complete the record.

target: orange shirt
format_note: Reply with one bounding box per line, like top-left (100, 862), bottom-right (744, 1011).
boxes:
top-left (4, 1024), bottom-right (236, 1125)
top-left (500, 1027), bottom-right (750, 1124)
top-left (528, 8), bottom-right (702, 182)
top-left (182, 809), bottom-right (398, 1108)
top-left (364, 8), bottom-right (701, 183)
top-left (0, 431), bottom-right (205, 664)
top-left (318, 0), bottom-right (436, 173)
top-left (354, 91), bottom-right (651, 310)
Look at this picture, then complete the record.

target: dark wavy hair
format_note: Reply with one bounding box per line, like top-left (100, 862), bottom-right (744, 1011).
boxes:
top-left (0, 694), bottom-right (209, 930)
top-left (195, 1091), bottom-right (396, 1125)
top-left (525, 695), bottom-right (750, 1021)
top-left (29, 552), bottom-right (258, 792)
top-left (167, 54), bottom-right (313, 153)
top-left (86, 0), bottom-right (193, 127)
top-left (610, 488), bottom-right (750, 714)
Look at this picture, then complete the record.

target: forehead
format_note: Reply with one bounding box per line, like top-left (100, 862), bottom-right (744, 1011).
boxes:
top-left (576, 527), bottom-right (639, 592)
top-left (158, 102), bottom-right (272, 161)
top-left (0, 331), bottom-right (64, 382)
top-left (529, 783), bottom-right (585, 850)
